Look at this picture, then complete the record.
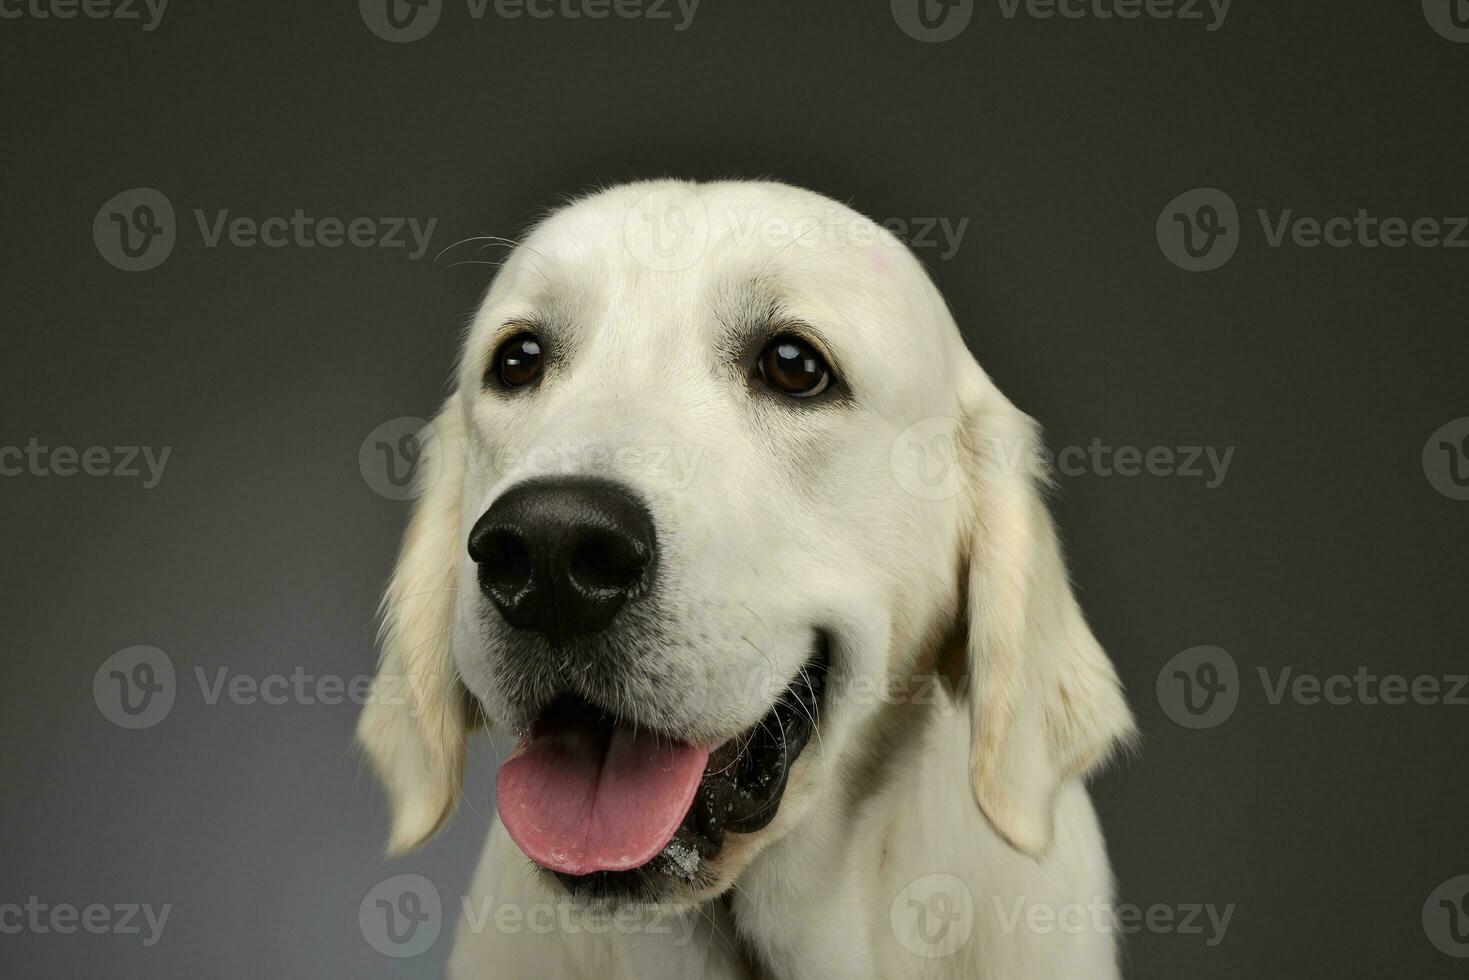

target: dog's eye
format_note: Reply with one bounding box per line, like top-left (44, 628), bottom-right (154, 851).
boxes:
top-left (492, 333), bottom-right (545, 389)
top-left (757, 336), bottom-right (832, 398)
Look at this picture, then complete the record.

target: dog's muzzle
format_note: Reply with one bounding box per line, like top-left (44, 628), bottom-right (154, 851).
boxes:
top-left (470, 476), bottom-right (829, 899)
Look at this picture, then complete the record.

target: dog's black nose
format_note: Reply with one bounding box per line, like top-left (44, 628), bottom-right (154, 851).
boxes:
top-left (468, 477), bottom-right (655, 642)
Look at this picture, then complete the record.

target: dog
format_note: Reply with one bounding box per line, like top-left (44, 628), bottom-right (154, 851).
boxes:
top-left (356, 179), bottom-right (1136, 979)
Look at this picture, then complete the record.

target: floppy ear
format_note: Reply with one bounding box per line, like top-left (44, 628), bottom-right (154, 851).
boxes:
top-left (959, 399), bottom-right (1136, 858)
top-left (356, 394), bottom-right (474, 854)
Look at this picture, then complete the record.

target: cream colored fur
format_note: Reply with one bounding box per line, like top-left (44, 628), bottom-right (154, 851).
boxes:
top-left (356, 179), bottom-right (1136, 979)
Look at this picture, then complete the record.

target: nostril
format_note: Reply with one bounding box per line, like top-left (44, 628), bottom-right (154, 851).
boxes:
top-left (475, 529), bottom-right (533, 599)
top-left (568, 528), bottom-right (651, 594)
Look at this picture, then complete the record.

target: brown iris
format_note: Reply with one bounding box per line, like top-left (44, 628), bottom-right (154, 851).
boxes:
top-left (494, 333), bottom-right (544, 388)
top-left (758, 335), bottom-right (832, 398)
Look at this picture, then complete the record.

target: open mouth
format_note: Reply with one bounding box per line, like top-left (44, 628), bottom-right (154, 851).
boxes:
top-left (495, 640), bottom-right (829, 897)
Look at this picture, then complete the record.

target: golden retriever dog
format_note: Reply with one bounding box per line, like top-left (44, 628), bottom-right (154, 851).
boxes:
top-left (357, 179), bottom-right (1136, 979)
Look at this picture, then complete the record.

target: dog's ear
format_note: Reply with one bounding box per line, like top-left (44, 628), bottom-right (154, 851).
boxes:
top-left (959, 398), bottom-right (1136, 858)
top-left (356, 395), bottom-right (472, 854)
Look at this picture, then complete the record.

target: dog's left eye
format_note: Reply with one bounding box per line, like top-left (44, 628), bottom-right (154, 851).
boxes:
top-left (491, 333), bottom-right (545, 389)
top-left (757, 336), bottom-right (833, 398)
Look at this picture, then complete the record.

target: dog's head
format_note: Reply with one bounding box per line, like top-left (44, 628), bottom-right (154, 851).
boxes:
top-left (357, 180), bottom-right (1134, 906)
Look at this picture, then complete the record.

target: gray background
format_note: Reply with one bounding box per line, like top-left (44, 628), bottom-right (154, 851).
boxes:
top-left (3, 0), bottom-right (1468, 976)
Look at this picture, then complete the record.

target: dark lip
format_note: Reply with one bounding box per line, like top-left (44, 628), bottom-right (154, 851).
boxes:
top-left (547, 636), bottom-right (830, 899)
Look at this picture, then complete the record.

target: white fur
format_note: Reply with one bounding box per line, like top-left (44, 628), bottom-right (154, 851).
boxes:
top-left (356, 179), bottom-right (1137, 979)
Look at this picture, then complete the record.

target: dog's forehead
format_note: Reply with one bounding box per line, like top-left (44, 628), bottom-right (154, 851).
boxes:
top-left (470, 181), bottom-right (974, 410)
top-left (512, 184), bottom-right (934, 325)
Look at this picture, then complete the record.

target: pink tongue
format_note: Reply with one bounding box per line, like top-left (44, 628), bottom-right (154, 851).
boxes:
top-left (496, 723), bottom-right (710, 876)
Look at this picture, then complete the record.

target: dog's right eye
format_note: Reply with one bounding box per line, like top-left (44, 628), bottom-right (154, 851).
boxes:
top-left (757, 335), bottom-right (833, 399)
top-left (491, 333), bottom-right (545, 389)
